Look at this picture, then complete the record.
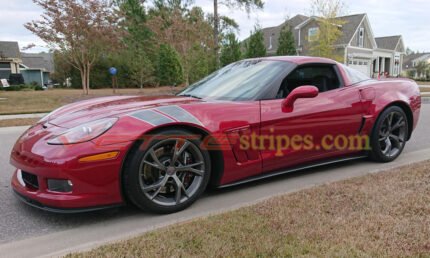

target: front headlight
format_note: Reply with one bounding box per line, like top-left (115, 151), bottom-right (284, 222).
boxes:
top-left (47, 118), bottom-right (118, 145)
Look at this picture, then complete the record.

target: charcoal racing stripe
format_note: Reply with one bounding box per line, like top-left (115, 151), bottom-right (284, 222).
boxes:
top-left (155, 105), bottom-right (203, 126)
top-left (130, 109), bottom-right (175, 126)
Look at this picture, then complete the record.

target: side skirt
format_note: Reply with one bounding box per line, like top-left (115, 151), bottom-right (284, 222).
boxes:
top-left (218, 155), bottom-right (368, 189)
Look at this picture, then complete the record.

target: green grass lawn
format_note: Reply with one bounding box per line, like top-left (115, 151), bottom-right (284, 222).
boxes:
top-left (67, 160), bottom-right (430, 258)
top-left (420, 87), bottom-right (430, 93)
top-left (0, 87), bottom-right (181, 115)
top-left (416, 81), bottom-right (430, 86)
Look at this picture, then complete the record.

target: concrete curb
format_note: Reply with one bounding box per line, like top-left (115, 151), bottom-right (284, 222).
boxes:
top-left (1, 147), bottom-right (430, 258)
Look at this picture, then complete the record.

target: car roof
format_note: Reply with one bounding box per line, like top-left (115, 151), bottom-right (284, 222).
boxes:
top-left (247, 56), bottom-right (338, 65)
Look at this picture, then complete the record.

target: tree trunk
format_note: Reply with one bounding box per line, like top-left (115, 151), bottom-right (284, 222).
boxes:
top-left (213, 0), bottom-right (220, 68)
top-left (140, 72), bottom-right (144, 93)
top-left (86, 63), bottom-right (91, 95)
top-left (80, 68), bottom-right (87, 95)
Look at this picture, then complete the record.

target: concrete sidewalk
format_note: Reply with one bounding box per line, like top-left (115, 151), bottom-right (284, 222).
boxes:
top-left (0, 113), bottom-right (48, 120)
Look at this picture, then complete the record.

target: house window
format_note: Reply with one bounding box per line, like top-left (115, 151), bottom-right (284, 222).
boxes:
top-left (0, 62), bottom-right (11, 69)
top-left (358, 27), bottom-right (364, 47)
top-left (308, 27), bottom-right (319, 41)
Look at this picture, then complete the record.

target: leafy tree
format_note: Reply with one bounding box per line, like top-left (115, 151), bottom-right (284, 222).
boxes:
top-left (148, 4), bottom-right (215, 84)
top-left (220, 33), bottom-right (242, 66)
top-left (245, 26), bottom-right (266, 58)
top-left (212, 0), bottom-right (264, 67)
top-left (406, 47), bottom-right (415, 56)
top-left (277, 24), bottom-right (296, 56)
top-left (157, 44), bottom-right (184, 86)
top-left (51, 50), bottom-right (73, 87)
top-left (118, 0), bottom-right (156, 88)
top-left (25, 0), bottom-right (122, 94)
top-left (416, 61), bottom-right (430, 79)
top-left (308, 0), bottom-right (346, 61)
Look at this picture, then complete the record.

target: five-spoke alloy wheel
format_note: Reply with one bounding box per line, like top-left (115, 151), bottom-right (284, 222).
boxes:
top-left (370, 106), bottom-right (408, 162)
top-left (124, 129), bottom-right (211, 213)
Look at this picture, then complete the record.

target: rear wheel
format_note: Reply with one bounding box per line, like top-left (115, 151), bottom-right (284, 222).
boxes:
top-left (124, 129), bottom-right (211, 213)
top-left (369, 106), bottom-right (408, 162)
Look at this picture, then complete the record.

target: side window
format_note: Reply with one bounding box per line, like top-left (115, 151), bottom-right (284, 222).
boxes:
top-left (276, 65), bottom-right (341, 99)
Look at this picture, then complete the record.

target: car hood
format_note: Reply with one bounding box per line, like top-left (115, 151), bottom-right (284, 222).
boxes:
top-left (47, 95), bottom-right (202, 128)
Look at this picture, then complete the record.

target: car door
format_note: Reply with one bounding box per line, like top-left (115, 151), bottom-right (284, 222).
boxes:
top-left (259, 64), bottom-right (364, 173)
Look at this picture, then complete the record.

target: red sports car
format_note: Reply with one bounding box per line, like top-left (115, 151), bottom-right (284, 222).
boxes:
top-left (10, 57), bottom-right (421, 213)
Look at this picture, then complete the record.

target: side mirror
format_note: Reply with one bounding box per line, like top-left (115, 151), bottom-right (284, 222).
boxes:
top-left (282, 85), bottom-right (319, 112)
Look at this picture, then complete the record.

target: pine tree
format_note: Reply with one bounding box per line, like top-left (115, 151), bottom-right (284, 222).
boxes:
top-left (157, 44), bottom-right (184, 86)
top-left (220, 33), bottom-right (242, 66)
top-left (119, 0), bottom-right (156, 88)
top-left (245, 26), bottom-right (266, 58)
top-left (277, 25), bottom-right (296, 56)
top-left (212, 0), bottom-right (264, 67)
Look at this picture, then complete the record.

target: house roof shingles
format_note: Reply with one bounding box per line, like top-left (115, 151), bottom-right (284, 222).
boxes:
top-left (375, 35), bottom-right (402, 50)
top-left (21, 52), bottom-right (54, 72)
top-left (0, 41), bottom-right (21, 59)
top-left (334, 13), bottom-right (366, 45)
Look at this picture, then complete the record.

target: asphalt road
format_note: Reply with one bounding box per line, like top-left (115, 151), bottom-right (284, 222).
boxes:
top-left (0, 104), bottom-right (429, 257)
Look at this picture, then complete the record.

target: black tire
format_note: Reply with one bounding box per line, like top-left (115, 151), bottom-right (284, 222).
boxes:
top-left (369, 106), bottom-right (408, 162)
top-left (123, 129), bottom-right (211, 214)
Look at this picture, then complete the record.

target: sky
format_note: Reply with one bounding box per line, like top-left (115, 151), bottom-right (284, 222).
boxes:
top-left (0, 0), bottom-right (429, 53)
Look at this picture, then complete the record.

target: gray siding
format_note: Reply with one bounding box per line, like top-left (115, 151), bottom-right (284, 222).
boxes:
top-left (350, 23), bottom-right (373, 49)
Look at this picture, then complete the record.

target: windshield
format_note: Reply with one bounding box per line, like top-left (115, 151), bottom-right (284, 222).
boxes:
top-left (178, 60), bottom-right (292, 101)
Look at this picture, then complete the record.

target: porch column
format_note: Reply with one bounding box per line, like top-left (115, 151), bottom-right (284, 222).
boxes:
top-left (381, 57), bottom-right (385, 74)
top-left (375, 57), bottom-right (380, 75)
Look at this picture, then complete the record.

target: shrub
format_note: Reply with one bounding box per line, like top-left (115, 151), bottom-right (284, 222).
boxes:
top-left (8, 74), bottom-right (25, 85)
top-left (0, 85), bottom-right (22, 91)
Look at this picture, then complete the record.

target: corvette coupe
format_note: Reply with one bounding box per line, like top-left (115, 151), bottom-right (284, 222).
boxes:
top-left (10, 56), bottom-right (421, 213)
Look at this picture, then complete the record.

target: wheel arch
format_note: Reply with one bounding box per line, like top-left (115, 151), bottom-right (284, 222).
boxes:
top-left (378, 101), bottom-right (414, 141)
top-left (119, 124), bottom-right (225, 202)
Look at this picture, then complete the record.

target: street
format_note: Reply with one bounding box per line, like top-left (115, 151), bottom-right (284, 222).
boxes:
top-left (0, 104), bottom-right (429, 257)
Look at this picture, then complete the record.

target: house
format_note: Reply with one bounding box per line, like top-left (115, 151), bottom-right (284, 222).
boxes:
top-left (259, 14), bottom-right (406, 77)
top-left (402, 53), bottom-right (430, 78)
top-left (263, 15), bottom-right (309, 55)
top-left (0, 41), bottom-right (22, 80)
top-left (0, 41), bottom-right (54, 86)
top-left (20, 52), bottom-right (54, 86)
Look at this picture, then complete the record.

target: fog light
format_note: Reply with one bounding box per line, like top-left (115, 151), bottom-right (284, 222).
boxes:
top-left (47, 179), bottom-right (73, 192)
top-left (17, 169), bottom-right (26, 187)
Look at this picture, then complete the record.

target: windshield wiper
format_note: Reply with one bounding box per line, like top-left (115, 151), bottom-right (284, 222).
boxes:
top-left (178, 94), bottom-right (202, 99)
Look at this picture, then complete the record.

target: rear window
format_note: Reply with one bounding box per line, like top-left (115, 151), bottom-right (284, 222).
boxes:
top-left (341, 64), bottom-right (371, 85)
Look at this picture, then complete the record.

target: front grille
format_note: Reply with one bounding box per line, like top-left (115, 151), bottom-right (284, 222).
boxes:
top-left (21, 171), bottom-right (39, 189)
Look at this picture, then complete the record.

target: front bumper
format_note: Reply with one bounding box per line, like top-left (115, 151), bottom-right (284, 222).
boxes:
top-left (10, 123), bottom-right (133, 211)
top-left (12, 188), bottom-right (122, 213)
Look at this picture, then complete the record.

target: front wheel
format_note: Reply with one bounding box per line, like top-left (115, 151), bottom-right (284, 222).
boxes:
top-left (369, 106), bottom-right (408, 162)
top-left (123, 129), bottom-right (211, 214)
